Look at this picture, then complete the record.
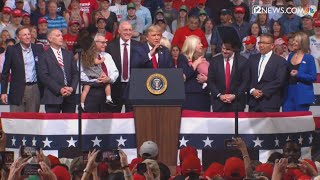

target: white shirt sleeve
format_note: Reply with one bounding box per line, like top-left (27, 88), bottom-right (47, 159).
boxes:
top-left (79, 64), bottom-right (97, 83)
top-left (102, 52), bottom-right (119, 84)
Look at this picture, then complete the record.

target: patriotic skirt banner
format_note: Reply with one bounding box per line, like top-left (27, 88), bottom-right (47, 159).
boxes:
top-left (0, 111), bottom-right (317, 163)
top-left (179, 111), bottom-right (316, 163)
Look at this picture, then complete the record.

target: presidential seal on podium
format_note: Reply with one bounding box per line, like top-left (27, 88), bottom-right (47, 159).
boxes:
top-left (146, 73), bottom-right (168, 95)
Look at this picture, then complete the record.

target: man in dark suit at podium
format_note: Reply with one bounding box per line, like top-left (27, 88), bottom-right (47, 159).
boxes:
top-left (208, 27), bottom-right (249, 112)
top-left (106, 21), bottom-right (150, 112)
top-left (141, 25), bottom-right (174, 69)
top-left (248, 33), bottom-right (287, 112)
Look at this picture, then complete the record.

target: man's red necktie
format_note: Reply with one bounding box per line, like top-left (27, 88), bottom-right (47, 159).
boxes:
top-left (123, 43), bottom-right (128, 80)
top-left (225, 58), bottom-right (230, 93)
top-left (151, 54), bottom-right (158, 69)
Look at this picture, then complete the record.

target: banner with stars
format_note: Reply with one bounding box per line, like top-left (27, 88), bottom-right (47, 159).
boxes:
top-left (1, 112), bottom-right (137, 162)
top-left (178, 111), bottom-right (315, 163)
top-left (0, 111), bottom-right (317, 164)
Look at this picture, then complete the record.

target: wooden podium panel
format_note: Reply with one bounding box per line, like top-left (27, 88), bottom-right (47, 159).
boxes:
top-left (134, 106), bottom-right (181, 166)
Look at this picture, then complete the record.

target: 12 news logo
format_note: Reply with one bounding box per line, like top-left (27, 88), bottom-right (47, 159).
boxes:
top-left (252, 5), bottom-right (315, 14)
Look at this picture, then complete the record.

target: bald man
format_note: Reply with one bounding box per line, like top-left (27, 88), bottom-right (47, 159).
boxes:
top-left (38, 28), bottom-right (79, 113)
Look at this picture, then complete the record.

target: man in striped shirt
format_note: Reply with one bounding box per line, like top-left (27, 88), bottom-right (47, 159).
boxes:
top-left (44, 0), bottom-right (67, 34)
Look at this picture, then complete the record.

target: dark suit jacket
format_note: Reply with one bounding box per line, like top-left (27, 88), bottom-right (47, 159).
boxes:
top-left (141, 43), bottom-right (174, 68)
top-left (177, 54), bottom-right (209, 94)
top-left (106, 38), bottom-right (150, 101)
top-left (1, 43), bottom-right (44, 105)
top-left (248, 52), bottom-right (287, 111)
top-left (38, 48), bottom-right (79, 104)
top-left (208, 53), bottom-right (249, 111)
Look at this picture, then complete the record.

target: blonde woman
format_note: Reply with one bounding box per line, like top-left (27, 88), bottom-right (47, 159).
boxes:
top-left (283, 31), bottom-right (317, 111)
top-left (178, 35), bottom-right (210, 111)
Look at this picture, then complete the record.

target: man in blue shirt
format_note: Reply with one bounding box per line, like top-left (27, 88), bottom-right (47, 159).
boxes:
top-left (278, 5), bottom-right (302, 35)
top-left (232, 6), bottom-right (250, 41)
top-left (44, 0), bottom-right (67, 34)
top-left (132, 0), bottom-right (152, 32)
top-left (1, 26), bottom-right (44, 112)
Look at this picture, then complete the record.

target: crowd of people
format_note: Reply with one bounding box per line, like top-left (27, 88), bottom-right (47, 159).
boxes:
top-left (0, 0), bottom-right (319, 113)
top-left (1, 138), bottom-right (320, 180)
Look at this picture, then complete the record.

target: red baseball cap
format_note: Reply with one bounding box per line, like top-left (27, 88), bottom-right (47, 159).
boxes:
top-left (22, 12), bottom-right (30, 17)
top-left (255, 163), bottom-right (274, 179)
top-left (69, 20), bottom-right (80, 26)
top-left (38, 17), bottom-right (48, 24)
top-left (314, 18), bottom-right (320, 27)
top-left (223, 157), bottom-right (245, 179)
top-left (202, 162), bottom-right (224, 178)
top-left (181, 155), bottom-right (202, 175)
top-left (2, 7), bottom-right (12, 14)
top-left (243, 35), bottom-right (257, 45)
top-left (12, 9), bottom-right (22, 17)
top-left (234, 6), bottom-right (245, 13)
top-left (197, 0), bottom-right (206, 4)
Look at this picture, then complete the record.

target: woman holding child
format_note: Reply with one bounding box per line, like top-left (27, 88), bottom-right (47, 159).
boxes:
top-left (177, 35), bottom-right (210, 112)
top-left (79, 32), bottom-right (119, 112)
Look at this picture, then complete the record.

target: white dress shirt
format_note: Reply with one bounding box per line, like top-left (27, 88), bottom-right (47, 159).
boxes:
top-left (249, 50), bottom-right (273, 94)
top-left (257, 50), bottom-right (272, 82)
top-left (120, 38), bottom-right (131, 82)
top-left (224, 53), bottom-right (235, 73)
top-left (80, 52), bottom-right (119, 84)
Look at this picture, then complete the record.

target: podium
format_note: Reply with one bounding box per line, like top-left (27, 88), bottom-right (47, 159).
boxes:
top-left (129, 69), bottom-right (185, 165)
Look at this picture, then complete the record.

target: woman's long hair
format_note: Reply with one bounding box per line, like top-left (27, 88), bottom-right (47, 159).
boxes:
top-left (77, 29), bottom-right (98, 68)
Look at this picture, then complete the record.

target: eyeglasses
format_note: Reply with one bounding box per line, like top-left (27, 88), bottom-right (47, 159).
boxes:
top-left (258, 42), bottom-right (272, 45)
top-left (95, 41), bottom-right (107, 44)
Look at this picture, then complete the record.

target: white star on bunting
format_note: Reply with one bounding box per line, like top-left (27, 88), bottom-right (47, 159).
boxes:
top-left (11, 136), bottom-right (16, 146)
top-left (202, 136), bottom-right (213, 147)
top-left (298, 135), bottom-right (303, 145)
top-left (253, 137), bottom-right (264, 147)
top-left (42, 137), bottom-right (53, 148)
top-left (91, 136), bottom-right (102, 147)
top-left (22, 137), bottom-right (27, 146)
top-left (67, 137), bottom-right (77, 147)
top-left (116, 136), bottom-right (127, 147)
top-left (179, 136), bottom-right (189, 147)
top-left (32, 137), bottom-right (37, 146)
top-left (275, 137), bottom-right (280, 147)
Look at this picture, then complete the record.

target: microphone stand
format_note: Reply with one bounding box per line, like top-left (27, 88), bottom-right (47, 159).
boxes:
top-left (234, 49), bottom-right (240, 137)
top-left (76, 48), bottom-right (83, 149)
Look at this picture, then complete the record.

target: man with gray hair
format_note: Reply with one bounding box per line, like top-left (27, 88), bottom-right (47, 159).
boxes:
top-left (1, 26), bottom-right (43, 112)
top-left (38, 28), bottom-right (79, 113)
top-left (106, 21), bottom-right (149, 112)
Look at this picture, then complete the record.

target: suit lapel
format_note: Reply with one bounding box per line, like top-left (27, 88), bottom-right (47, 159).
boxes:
top-left (230, 54), bottom-right (237, 84)
top-left (16, 43), bottom-right (26, 80)
top-left (260, 53), bottom-right (273, 81)
top-left (48, 48), bottom-right (62, 69)
top-left (61, 49), bottom-right (68, 78)
top-left (219, 56), bottom-right (226, 89)
top-left (157, 48), bottom-right (163, 68)
top-left (115, 39), bottom-right (122, 75)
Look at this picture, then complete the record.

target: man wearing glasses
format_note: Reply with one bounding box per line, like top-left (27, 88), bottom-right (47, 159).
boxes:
top-left (248, 33), bottom-right (287, 112)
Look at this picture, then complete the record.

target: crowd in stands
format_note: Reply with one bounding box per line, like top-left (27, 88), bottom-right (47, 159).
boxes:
top-left (1, 135), bottom-right (320, 180)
